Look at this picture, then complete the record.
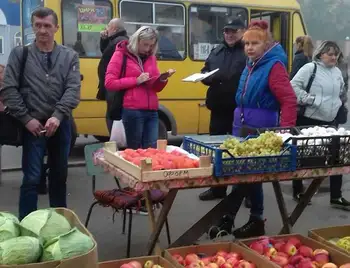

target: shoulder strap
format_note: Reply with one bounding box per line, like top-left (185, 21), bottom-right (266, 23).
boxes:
top-left (305, 62), bottom-right (317, 93)
top-left (119, 54), bottom-right (127, 79)
top-left (19, 46), bottom-right (28, 89)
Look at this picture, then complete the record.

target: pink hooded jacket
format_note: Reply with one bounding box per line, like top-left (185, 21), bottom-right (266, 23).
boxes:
top-left (105, 40), bottom-right (167, 111)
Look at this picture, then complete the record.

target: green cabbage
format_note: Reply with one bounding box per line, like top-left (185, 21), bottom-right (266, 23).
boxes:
top-left (41, 227), bottom-right (94, 262)
top-left (0, 212), bottom-right (20, 242)
top-left (20, 209), bottom-right (71, 244)
top-left (0, 236), bottom-right (41, 265)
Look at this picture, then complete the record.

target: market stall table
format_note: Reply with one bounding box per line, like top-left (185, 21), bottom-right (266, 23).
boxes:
top-left (95, 151), bottom-right (350, 256)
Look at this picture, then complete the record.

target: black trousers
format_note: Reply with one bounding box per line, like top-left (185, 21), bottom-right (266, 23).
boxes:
top-left (208, 110), bottom-right (234, 196)
top-left (292, 116), bottom-right (342, 199)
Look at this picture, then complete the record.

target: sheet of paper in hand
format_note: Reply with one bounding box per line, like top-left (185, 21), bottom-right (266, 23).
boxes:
top-left (182, 68), bottom-right (219, 83)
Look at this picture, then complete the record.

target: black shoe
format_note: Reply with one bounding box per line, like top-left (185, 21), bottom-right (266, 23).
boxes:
top-left (331, 197), bottom-right (350, 211)
top-left (233, 218), bottom-right (265, 239)
top-left (208, 214), bottom-right (234, 239)
top-left (293, 193), bottom-right (311, 205)
top-left (199, 189), bottom-right (226, 201)
top-left (244, 197), bottom-right (252, 208)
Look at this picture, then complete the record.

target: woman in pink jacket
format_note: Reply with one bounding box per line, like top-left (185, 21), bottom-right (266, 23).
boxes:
top-left (105, 26), bottom-right (175, 149)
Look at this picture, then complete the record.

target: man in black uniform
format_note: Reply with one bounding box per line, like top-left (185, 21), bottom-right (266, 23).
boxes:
top-left (199, 18), bottom-right (247, 201)
top-left (96, 18), bottom-right (128, 133)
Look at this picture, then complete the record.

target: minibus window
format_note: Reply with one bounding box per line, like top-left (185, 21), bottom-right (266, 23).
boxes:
top-left (120, 0), bottom-right (186, 60)
top-left (62, 0), bottom-right (113, 58)
top-left (22, 0), bottom-right (44, 45)
top-left (189, 4), bottom-right (247, 61)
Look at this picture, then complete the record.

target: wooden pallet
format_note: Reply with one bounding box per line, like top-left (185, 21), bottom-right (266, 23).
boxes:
top-left (103, 140), bottom-right (213, 182)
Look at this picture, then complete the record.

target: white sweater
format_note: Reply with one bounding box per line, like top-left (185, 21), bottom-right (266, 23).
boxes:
top-left (291, 61), bottom-right (344, 122)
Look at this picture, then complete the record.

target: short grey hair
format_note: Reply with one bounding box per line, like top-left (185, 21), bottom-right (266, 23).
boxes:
top-left (313, 40), bottom-right (341, 61)
top-left (109, 18), bottom-right (125, 30)
top-left (127, 26), bottom-right (159, 56)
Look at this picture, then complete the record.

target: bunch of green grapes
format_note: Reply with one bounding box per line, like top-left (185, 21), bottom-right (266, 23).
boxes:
top-left (220, 132), bottom-right (284, 158)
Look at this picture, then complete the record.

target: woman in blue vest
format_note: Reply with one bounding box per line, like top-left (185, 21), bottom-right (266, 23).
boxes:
top-left (231, 21), bottom-right (297, 238)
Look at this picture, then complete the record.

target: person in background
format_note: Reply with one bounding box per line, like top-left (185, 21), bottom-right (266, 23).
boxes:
top-left (290, 36), bottom-right (314, 79)
top-left (96, 18), bottom-right (128, 134)
top-left (157, 26), bottom-right (182, 60)
top-left (0, 7), bottom-right (80, 220)
top-left (231, 21), bottom-right (297, 238)
top-left (0, 64), bottom-right (5, 110)
top-left (198, 18), bottom-right (247, 204)
top-left (291, 41), bottom-right (350, 209)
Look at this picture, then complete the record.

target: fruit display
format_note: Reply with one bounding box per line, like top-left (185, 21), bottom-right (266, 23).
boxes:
top-left (219, 132), bottom-right (284, 158)
top-left (120, 260), bottom-right (165, 268)
top-left (0, 209), bottom-right (94, 265)
top-left (119, 148), bottom-right (200, 170)
top-left (171, 250), bottom-right (258, 268)
top-left (327, 237), bottom-right (350, 253)
top-left (247, 236), bottom-right (350, 268)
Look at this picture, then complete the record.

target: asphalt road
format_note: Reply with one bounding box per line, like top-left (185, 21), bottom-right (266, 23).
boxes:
top-left (1, 135), bottom-right (350, 262)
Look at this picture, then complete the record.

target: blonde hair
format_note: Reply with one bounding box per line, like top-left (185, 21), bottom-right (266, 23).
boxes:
top-left (127, 26), bottom-right (159, 56)
top-left (295, 35), bottom-right (313, 57)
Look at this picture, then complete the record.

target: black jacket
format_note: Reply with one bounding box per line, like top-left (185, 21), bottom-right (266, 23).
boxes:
top-left (290, 50), bottom-right (310, 79)
top-left (96, 30), bottom-right (128, 100)
top-left (201, 41), bottom-right (246, 112)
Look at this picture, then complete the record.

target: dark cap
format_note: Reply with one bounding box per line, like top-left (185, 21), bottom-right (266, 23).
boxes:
top-left (223, 18), bottom-right (246, 30)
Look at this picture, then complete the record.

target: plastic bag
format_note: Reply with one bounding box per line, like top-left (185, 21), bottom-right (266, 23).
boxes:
top-left (110, 120), bottom-right (127, 148)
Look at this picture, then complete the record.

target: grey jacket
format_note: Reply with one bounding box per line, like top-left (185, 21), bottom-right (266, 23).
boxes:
top-left (291, 61), bottom-right (344, 122)
top-left (0, 43), bottom-right (81, 125)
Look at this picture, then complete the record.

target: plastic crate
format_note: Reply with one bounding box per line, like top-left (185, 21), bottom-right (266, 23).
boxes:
top-left (183, 136), bottom-right (297, 177)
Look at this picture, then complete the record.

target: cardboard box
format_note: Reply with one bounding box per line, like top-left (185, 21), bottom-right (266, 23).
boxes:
top-left (99, 256), bottom-right (174, 268)
top-left (309, 225), bottom-right (350, 255)
top-left (239, 234), bottom-right (350, 266)
top-left (164, 242), bottom-right (278, 268)
top-left (0, 208), bottom-right (98, 268)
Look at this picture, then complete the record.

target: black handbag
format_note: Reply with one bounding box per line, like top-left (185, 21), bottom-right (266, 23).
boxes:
top-left (297, 62), bottom-right (317, 116)
top-left (106, 54), bottom-right (128, 121)
top-left (0, 46), bottom-right (28, 146)
top-left (335, 104), bottom-right (348, 124)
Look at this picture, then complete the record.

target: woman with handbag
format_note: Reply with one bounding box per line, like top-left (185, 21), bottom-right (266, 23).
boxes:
top-left (291, 41), bottom-right (350, 209)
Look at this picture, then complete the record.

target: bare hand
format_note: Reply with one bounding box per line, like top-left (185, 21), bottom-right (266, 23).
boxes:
top-left (100, 30), bottom-right (108, 39)
top-left (45, 117), bottom-right (60, 137)
top-left (167, 69), bottom-right (176, 78)
top-left (137, 73), bottom-right (150, 85)
top-left (25, 119), bottom-right (44, 137)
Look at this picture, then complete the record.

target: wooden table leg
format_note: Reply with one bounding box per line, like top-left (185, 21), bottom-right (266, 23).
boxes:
top-left (144, 190), bottom-right (162, 255)
top-left (147, 189), bottom-right (178, 255)
top-left (279, 178), bottom-right (325, 234)
top-left (169, 188), bottom-right (246, 248)
top-left (272, 181), bottom-right (293, 234)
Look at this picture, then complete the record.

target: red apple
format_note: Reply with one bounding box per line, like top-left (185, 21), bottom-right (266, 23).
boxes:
top-left (282, 242), bottom-right (297, 256)
top-left (220, 263), bottom-right (232, 268)
top-left (313, 249), bottom-right (329, 256)
top-left (276, 252), bottom-right (289, 258)
top-left (172, 254), bottom-right (184, 265)
top-left (226, 253), bottom-right (242, 260)
top-left (207, 263), bottom-right (219, 268)
top-left (288, 237), bottom-right (302, 248)
top-left (226, 257), bottom-right (240, 267)
top-left (212, 256), bottom-right (226, 266)
top-left (129, 261), bottom-right (142, 268)
top-left (283, 265), bottom-right (294, 268)
top-left (289, 254), bottom-right (304, 265)
top-left (144, 261), bottom-right (154, 268)
top-left (250, 242), bottom-right (264, 255)
top-left (321, 263), bottom-right (338, 268)
top-left (257, 237), bottom-right (270, 247)
top-left (314, 254), bottom-right (330, 267)
top-left (121, 264), bottom-right (134, 268)
top-left (299, 246), bottom-right (314, 258)
top-left (188, 262), bottom-right (202, 268)
top-left (201, 258), bottom-right (211, 266)
top-left (264, 247), bottom-right (277, 258)
top-left (234, 260), bottom-right (253, 268)
top-left (271, 255), bottom-right (289, 266)
top-left (274, 241), bottom-right (285, 252)
top-left (216, 251), bottom-right (228, 259)
top-left (185, 254), bottom-right (200, 266)
top-left (298, 259), bottom-right (317, 268)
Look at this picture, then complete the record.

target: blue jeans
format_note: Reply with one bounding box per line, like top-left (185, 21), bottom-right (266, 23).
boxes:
top-left (122, 109), bottom-right (158, 149)
top-left (19, 119), bottom-right (71, 220)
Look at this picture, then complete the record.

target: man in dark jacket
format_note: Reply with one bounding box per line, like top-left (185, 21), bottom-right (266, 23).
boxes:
top-left (199, 18), bottom-right (247, 201)
top-left (96, 18), bottom-right (128, 133)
